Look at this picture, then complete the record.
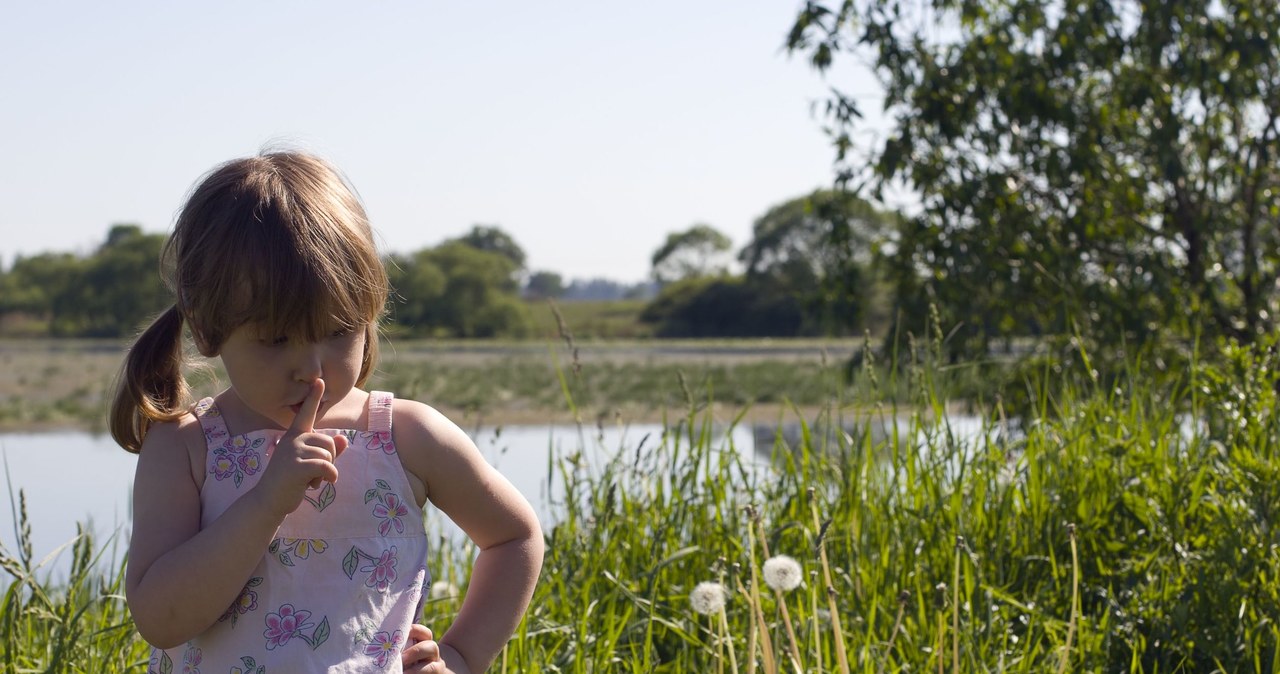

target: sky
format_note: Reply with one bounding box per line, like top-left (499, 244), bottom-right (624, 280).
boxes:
top-left (0, 1), bottom-right (887, 283)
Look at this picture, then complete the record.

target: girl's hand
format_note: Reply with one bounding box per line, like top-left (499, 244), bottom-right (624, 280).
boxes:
top-left (251, 379), bottom-right (348, 518)
top-left (403, 624), bottom-right (473, 673)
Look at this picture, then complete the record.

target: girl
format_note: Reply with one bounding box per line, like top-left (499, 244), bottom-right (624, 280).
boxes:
top-left (111, 151), bottom-right (543, 673)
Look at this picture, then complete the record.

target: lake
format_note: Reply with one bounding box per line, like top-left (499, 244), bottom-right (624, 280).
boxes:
top-left (0, 422), bottom-right (764, 581)
top-left (1, 413), bottom-right (998, 581)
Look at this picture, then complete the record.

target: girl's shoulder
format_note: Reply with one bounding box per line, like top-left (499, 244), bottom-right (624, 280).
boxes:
top-left (389, 397), bottom-right (469, 449)
top-left (137, 407), bottom-right (211, 488)
top-left (388, 397), bottom-right (482, 483)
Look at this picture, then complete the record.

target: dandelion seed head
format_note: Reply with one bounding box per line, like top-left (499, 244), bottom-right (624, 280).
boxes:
top-left (430, 581), bottom-right (458, 600)
top-left (762, 555), bottom-right (803, 592)
top-left (690, 581), bottom-right (728, 615)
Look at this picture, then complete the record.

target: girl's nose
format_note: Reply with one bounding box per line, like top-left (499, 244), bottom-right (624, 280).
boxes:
top-left (294, 344), bottom-right (324, 381)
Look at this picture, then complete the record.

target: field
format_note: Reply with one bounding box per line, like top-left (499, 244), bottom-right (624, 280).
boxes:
top-left (0, 336), bottom-right (866, 433)
top-left (4, 331), bottom-right (1279, 671)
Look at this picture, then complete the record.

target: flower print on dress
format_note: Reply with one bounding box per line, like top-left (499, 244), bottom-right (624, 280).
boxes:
top-left (372, 492), bottom-right (409, 536)
top-left (363, 546), bottom-right (399, 591)
top-left (181, 644), bottom-right (202, 674)
top-left (262, 603), bottom-right (330, 651)
top-left (364, 429), bottom-right (394, 454)
top-left (363, 629), bottom-right (403, 668)
top-left (268, 537), bottom-right (329, 566)
top-left (342, 544), bottom-right (399, 592)
top-left (148, 650), bottom-right (173, 674)
top-left (218, 576), bottom-right (262, 626)
top-left (230, 656), bottom-right (266, 674)
top-left (194, 398), bottom-right (228, 445)
top-left (209, 435), bottom-right (266, 488)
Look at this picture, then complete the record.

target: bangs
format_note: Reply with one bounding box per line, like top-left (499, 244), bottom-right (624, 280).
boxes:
top-left (175, 169), bottom-right (388, 348)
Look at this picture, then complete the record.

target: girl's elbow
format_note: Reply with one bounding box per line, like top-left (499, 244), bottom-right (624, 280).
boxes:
top-left (131, 615), bottom-right (186, 651)
top-left (128, 592), bottom-right (195, 650)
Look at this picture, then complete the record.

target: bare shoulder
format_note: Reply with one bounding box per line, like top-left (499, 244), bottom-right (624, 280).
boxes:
top-left (391, 398), bottom-right (540, 548)
top-left (137, 412), bottom-right (207, 487)
top-left (390, 398), bottom-right (476, 462)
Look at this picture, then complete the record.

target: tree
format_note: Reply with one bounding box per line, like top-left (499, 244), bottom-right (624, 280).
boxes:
top-left (388, 241), bottom-right (530, 337)
top-left (739, 190), bottom-right (896, 334)
top-left (0, 224), bottom-right (169, 337)
top-left (453, 224), bottom-right (527, 271)
top-left (789, 0), bottom-right (1280, 353)
top-left (649, 224), bottom-right (733, 285)
top-left (639, 276), bottom-right (808, 337)
top-left (524, 270), bottom-right (565, 300)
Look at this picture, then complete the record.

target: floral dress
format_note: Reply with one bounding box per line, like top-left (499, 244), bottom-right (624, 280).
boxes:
top-left (147, 391), bottom-right (430, 674)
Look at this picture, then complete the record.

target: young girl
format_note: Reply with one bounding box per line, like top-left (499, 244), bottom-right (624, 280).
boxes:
top-left (111, 151), bottom-right (543, 673)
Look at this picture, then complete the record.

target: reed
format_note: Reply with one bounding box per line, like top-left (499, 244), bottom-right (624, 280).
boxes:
top-left (6, 331), bottom-right (1280, 671)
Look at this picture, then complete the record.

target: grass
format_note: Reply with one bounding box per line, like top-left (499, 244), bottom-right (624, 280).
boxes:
top-left (5, 329), bottom-right (1280, 671)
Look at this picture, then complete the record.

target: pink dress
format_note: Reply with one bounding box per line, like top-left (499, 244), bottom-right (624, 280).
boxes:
top-left (148, 391), bottom-right (430, 673)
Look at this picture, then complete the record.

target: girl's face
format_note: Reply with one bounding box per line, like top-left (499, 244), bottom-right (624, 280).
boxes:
top-left (216, 322), bottom-right (368, 430)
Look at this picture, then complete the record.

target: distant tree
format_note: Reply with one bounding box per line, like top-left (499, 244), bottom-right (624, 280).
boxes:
top-left (5, 224), bottom-right (170, 337)
top-left (649, 224), bottom-right (734, 285)
top-left (388, 241), bottom-right (530, 337)
top-left (788, 0), bottom-right (1280, 353)
top-left (640, 276), bottom-right (807, 337)
top-left (524, 270), bottom-right (565, 300)
top-left (453, 224), bottom-right (527, 271)
top-left (739, 190), bottom-right (896, 334)
top-left (69, 224), bottom-right (169, 337)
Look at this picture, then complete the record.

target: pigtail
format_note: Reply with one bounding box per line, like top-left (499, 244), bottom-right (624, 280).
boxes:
top-left (109, 306), bottom-right (192, 453)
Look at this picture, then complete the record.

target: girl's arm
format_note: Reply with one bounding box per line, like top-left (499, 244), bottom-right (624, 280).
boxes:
top-left (395, 401), bottom-right (544, 674)
top-left (125, 418), bottom-right (281, 648)
top-left (126, 383), bottom-right (346, 648)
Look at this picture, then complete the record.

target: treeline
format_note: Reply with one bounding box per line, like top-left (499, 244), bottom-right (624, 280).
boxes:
top-left (1, 190), bottom-right (896, 340)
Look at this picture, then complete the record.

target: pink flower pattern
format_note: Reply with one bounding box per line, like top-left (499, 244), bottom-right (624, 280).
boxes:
top-left (263, 604), bottom-right (314, 650)
top-left (363, 629), bottom-right (403, 668)
top-left (210, 435), bottom-right (265, 487)
top-left (361, 546), bottom-right (399, 592)
top-left (365, 430), bottom-right (394, 454)
top-left (218, 577), bottom-right (261, 625)
top-left (181, 644), bottom-right (202, 673)
top-left (373, 493), bottom-right (408, 536)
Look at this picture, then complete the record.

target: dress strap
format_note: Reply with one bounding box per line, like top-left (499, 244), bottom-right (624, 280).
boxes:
top-left (368, 391), bottom-right (394, 433)
top-left (192, 397), bottom-right (231, 447)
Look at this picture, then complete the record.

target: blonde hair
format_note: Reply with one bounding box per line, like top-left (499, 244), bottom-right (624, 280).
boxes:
top-left (110, 151), bottom-right (388, 452)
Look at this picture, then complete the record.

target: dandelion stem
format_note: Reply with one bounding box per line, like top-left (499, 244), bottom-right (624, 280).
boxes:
top-left (744, 511), bottom-right (778, 674)
top-left (1057, 524), bottom-right (1080, 674)
top-left (952, 537), bottom-right (962, 674)
top-left (720, 605), bottom-right (739, 674)
top-left (757, 520), bottom-right (804, 673)
top-left (810, 500), bottom-right (850, 674)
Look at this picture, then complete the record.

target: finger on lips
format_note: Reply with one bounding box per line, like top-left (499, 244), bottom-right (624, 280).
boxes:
top-left (290, 379), bottom-right (325, 434)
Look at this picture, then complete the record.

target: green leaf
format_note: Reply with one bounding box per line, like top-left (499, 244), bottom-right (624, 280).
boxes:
top-left (343, 546), bottom-right (359, 579)
top-left (312, 616), bottom-right (331, 649)
top-left (364, 488), bottom-right (379, 504)
top-left (375, 479), bottom-right (392, 491)
top-left (317, 482), bottom-right (336, 511)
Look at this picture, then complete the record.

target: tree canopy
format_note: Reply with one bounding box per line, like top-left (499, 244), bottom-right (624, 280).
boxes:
top-left (789, 0), bottom-right (1280, 353)
top-left (649, 223), bottom-right (734, 285)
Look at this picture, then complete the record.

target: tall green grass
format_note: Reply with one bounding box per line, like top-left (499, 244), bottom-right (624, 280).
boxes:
top-left (6, 331), bottom-right (1280, 671)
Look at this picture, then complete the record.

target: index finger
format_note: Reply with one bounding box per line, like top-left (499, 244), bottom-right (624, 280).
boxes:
top-left (289, 378), bottom-right (325, 433)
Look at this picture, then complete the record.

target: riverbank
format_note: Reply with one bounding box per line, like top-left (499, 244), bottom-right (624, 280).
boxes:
top-left (0, 337), bottom-right (866, 433)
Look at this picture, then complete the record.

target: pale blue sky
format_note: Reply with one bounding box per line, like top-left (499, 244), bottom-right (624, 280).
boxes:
top-left (0, 1), bottom-right (885, 282)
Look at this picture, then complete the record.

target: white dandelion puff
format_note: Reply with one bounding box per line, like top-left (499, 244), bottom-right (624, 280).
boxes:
top-left (762, 555), bottom-right (803, 592)
top-left (430, 580), bottom-right (459, 600)
top-left (689, 581), bottom-right (728, 615)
